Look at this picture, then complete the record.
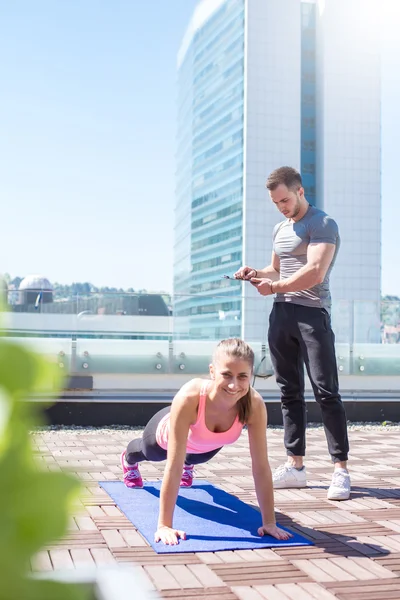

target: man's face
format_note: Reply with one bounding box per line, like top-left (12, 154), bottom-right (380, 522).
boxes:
top-left (269, 184), bottom-right (304, 219)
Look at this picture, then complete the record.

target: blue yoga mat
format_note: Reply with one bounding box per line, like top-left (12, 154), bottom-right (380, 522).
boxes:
top-left (99, 480), bottom-right (313, 553)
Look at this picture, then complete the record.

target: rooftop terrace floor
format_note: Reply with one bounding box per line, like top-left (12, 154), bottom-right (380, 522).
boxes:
top-left (32, 424), bottom-right (400, 600)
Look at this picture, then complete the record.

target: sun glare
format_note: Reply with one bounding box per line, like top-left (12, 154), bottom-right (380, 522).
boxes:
top-left (382, 0), bottom-right (400, 43)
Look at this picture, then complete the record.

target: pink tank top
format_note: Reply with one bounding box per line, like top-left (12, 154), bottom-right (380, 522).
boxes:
top-left (155, 381), bottom-right (244, 453)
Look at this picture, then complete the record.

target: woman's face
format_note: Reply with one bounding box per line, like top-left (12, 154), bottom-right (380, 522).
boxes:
top-left (209, 354), bottom-right (252, 401)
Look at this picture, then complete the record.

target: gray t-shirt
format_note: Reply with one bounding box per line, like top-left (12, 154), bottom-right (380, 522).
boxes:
top-left (273, 205), bottom-right (340, 312)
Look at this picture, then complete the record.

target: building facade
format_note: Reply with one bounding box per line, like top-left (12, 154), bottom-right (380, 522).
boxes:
top-left (173, 0), bottom-right (381, 342)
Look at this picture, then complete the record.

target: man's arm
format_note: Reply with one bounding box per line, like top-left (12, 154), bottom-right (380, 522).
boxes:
top-left (272, 242), bottom-right (335, 294)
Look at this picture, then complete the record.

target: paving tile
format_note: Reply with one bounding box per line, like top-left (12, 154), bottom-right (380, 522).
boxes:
top-left (144, 565), bottom-right (181, 590)
top-left (165, 565), bottom-right (203, 588)
top-left (374, 554), bottom-right (400, 577)
top-left (210, 561), bottom-right (310, 586)
top-left (369, 535), bottom-right (400, 552)
top-left (85, 505), bottom-right (107, 517)
top-left (275, 583), bottom-right (321, 600)
top-left (90, 547), bottom-right (116, 565)
top-left (196, 551), bottom-right (224, 564)
top-left (252, 549), bottom-right (285, 561)
top-left (309, 558), bottom-right (357, 581)
top-left (102, 505), bottom-right (123, 517)
top-left (297, 582), bottom-right (338, 599)
top-left (323, 578), bottom-right (400, 599)
top-left (291, 560), bottom-right (336, 583)
top-left (112, 548), bottom-right (201, 566)
top-left (75, 516), bottom-right (98, 531)
top-left (214, 551), bottom-right (244, 563)
top-left (47, 530), bottom-right (106, 550)
top-left (252, 585), bottom-right (292, 599)
top-left (376, 521), bottom-right (400, 534)
top-left (159, 588), bottom-right (237, 600)
top-left (187, 564), bottom-right (226, 587)
top-left (70, 548), bottom-right (96, 568)
top-left (351, 556), bottom-right (398, 578)
top-left (232, 550), bottom-right (271, 562)
top-left (101, 529), bottom-right (127, 548)
top-left (30, 551), bottom-right (53, 572)
top-left (120, 529), bottom-right (148, 547)
top-left (49, 549), bottom-right (74, 570)
top-left (329, 557), bottom-right (379, 580)
top-left (231, 587), bottom-right (267, 600)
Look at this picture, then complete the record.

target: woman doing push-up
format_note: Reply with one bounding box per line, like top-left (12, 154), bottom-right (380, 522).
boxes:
top-left (121, 338), bottom-right (292, 545)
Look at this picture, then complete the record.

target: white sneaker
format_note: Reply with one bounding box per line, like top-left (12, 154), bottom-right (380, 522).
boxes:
top-left (327, 468), bottom-right (351, 500)
top-left (272, 464), bottom-right (307, 489)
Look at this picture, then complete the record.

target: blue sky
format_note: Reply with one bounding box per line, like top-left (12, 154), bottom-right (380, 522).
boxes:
top-left (0, 1), bottom-right (399, 295)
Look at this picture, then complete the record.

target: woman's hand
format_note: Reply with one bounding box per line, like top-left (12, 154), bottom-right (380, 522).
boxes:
top-left (258, 523), bottom-right (293, 540)
top-left (154, 525), bottom-right (186, 545)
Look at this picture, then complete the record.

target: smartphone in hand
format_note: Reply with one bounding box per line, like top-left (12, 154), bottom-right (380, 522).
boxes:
top-left (222, 275), bottom-right (252, 281)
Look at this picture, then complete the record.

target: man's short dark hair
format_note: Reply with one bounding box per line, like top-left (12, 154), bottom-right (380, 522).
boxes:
top-left (266, 166), bottom-right (302, 191)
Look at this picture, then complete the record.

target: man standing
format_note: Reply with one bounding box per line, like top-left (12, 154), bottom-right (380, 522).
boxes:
top-left (235, 166), bottom-right (350, 500)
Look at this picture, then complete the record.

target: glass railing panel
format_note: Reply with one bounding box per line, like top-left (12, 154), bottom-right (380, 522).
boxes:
top-left (74, 339), bottom-right (171, 374)
top-left (171, 338), bottom-right (273, 377)
top-left (72, 292), bottom-right (172, 374)
top-left (351, 300), bottom-right (400, 375)
top-left (5, 299), bottom-right (79, 339)
top-left (353, 300), bottom-right (382, 344)
top-left (171, 289), bottom-right (273, 374)
top-left (248, 340), bottom-right (274, 379)
top-left (330, 300), bottom-right (351, 375)
top-left (353, 343), bottom-right (400, 376)
top-left (331, 300), bottom-right (351, 344)
top-left (172, 289), bottom-right (242, 340)
top-left (7, 290), bottom-right (170, 318)
top-left (172, 340), bottom-right (217, 374)
top-left (381, 299), bottom-right (400, 344)
top-left (5, 291), bottom-right (172, 339)
top-left (3, 290), bottom-right (173, 376)
top-left (6, 336), bottom-right (72, 373)
top-left (74, 311), bottom-right (171, 340)
top-left (2, 287), bottom-right (400, 378)
top-left (241, 292), bottom-right (274, 344)
top-left (335, 343), bottom-right (351, 375)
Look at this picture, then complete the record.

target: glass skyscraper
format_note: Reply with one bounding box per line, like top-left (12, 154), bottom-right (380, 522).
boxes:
top-left (301, 2), bottom-right (317, 207)
top-left (174, 0), bottom-right (245, 339)
top-left (174, 0), bottom-right (381, 341)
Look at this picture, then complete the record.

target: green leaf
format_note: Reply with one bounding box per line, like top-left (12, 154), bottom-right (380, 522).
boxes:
top-left (0, 342), bottom-right (38, 396)
top-left (0, 576), bottom-right (91, 600)
top-left (0, 328), bottom-right (88, 599)
top-left (0, 448), bottom-right (81, 572)
top-left (0, 340), bottom-right (63, 399)
top-left (0, 336), bottom-right (84, 597)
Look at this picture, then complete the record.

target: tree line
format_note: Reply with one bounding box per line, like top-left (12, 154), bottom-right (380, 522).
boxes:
top-left (1, 274), bottom-right (170, 302)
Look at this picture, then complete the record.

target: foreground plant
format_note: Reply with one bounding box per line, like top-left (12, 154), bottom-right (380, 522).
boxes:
top-left (0, 336), bottom-right (90, 600)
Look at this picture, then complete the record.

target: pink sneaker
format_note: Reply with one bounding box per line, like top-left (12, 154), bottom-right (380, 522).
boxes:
top-left (180, 464), bottom-right (194, 487)
top-left (120, 451), bottom-right (143, 488)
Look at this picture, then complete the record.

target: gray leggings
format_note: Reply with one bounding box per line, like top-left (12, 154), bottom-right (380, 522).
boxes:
top-left (126, 406), bottom-right (222, 466)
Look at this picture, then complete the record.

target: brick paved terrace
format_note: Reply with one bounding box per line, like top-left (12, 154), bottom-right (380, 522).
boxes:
top-left (32, 424), bottom-right (400, 600)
